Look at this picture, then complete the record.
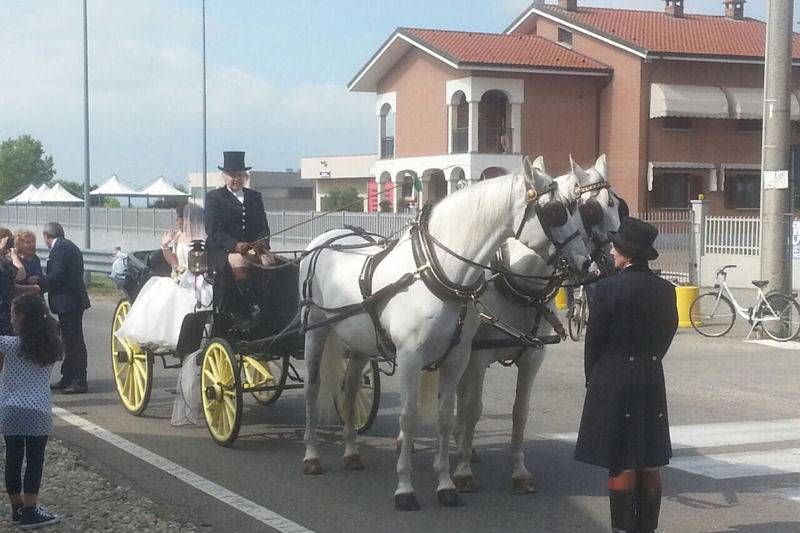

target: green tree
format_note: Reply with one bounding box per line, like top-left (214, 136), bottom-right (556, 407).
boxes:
top-left (0, 135), bottom-right (56, 201)
top-left (101, 197), bottom-right (121, 208)
top-left (321, 187), bottom-right (363, 212)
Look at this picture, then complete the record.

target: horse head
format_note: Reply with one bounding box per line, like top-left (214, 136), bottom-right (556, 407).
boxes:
top-left (516, 156), bottom-right (592, 278)
top-left (557, 154), bottom-right (628, 275)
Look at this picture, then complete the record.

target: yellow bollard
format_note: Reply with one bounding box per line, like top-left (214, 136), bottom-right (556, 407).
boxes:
top-left (555, 287), bottom-right (569, 310)
top-left (675, 286), bottom-right (699, 328)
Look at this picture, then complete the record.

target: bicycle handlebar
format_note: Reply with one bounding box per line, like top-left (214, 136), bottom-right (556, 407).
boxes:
top-left (716, 265), bottom-right (738, 277)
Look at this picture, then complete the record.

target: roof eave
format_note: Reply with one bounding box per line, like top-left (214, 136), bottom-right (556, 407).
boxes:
top-left (651, 52), bottom-right (800, 65)
top-left (462, 62), bottom-right (611, 76)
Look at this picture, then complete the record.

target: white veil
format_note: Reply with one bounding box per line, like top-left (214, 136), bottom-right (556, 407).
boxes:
top-left (182, 203), bottom-right (206, 242)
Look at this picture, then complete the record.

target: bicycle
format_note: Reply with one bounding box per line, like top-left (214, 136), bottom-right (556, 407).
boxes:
top-left (689, 265), bottom-right (800, 341)
top-left (568, 285), bottom-right (588, 341)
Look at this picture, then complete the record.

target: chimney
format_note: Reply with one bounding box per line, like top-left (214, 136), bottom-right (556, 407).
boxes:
top-left (664, 0), bottom-right (684, 18)
top-left (723, 0), bottom-right (745, 20)
top-left (559, 0), bottom-right (577, 12)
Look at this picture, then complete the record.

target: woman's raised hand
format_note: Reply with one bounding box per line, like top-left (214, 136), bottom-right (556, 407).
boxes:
top-left (161, 230), bottom-right (176, 248)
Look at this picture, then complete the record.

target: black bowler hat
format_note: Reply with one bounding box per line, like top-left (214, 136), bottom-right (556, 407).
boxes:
top-left (218, 151), bottom-right (252, 172)
top-left (609, 217), bottom-right (659, 260)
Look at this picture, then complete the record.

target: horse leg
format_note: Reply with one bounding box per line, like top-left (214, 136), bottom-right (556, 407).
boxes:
top-left (302, 326), bottom-right (329, 475)
top-left (510, 349), bottom-right (545, 493)
top-left (453, 354), bottom-right (488, 493)
top-left (434, 351), bottom-right (470, 507)
top-left (341, 351), bottom-right (369, 470)
top-left (395, 359), bottom-right (421, 511)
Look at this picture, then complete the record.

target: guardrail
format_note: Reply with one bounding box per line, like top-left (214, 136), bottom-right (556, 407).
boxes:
top-left (35, 248), bottom-right (116, 275)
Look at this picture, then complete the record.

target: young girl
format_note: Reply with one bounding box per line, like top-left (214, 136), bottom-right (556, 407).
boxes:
top-left (0, 294), bottom-right (62, 529)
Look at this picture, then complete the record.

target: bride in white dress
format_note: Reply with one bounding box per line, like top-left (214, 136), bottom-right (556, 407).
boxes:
top-left (115, 203), bottom-right (211, 350)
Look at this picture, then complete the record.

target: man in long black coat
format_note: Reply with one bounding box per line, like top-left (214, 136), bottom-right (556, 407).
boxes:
top-left (575, 217), bottom-right (678, 533)
top-left (39, 222), bottom-right (91, 394)
top-left (204, 151), bottom-right (271, 318)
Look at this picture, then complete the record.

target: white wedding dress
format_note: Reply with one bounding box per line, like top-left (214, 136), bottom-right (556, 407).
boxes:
top-left (115, 241), bottom-right (212, 350)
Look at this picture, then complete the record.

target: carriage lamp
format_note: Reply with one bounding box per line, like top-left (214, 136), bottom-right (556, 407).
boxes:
top-left (188, 239), bottom-right (208, 274)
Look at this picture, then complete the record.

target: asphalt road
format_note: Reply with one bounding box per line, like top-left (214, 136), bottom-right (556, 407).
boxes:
top-left (50, 297), bottom-right (800, 532)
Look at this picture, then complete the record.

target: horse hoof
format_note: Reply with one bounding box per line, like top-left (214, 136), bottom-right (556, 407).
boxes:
top-left (394, 492), bottom-right (421, 511)
top-left (303, 458), bottom-right (323, 475)
top-left (470, 449), bottom-right (480, 463)
top-left (453, 475), bottom-right (476, 493)
top-left (437, 488), bottom-right (464, 507)
top-left (512, 477), bottom-right (537, 494)
top-left (343, 455), bottom-right (365, 470)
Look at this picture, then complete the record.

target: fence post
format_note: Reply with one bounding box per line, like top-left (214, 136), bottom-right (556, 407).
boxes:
top-left (690, 198), bottom-right (709, 287)
top-left (281, 210), bottom-right (286, 247)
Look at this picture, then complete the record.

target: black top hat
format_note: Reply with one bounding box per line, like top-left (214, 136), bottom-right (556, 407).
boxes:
top-left (218, 151), bottom-right (252, 172)
top-left (609, 217), bottom-right (659, 260)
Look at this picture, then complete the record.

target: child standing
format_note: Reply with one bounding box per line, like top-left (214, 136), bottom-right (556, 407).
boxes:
top-left (0, 294), bottom-right (62, 529)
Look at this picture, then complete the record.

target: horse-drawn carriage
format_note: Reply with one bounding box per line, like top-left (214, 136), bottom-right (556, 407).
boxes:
top-left (109, 245), bottom-right (381, 446)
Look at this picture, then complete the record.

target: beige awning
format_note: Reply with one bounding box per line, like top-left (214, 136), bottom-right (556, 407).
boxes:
top-left (650, 83), bottom-right (729, 119)
top-left (647, 162), bottom-right (717, 192)
top-left (723, 87), bottom-right (800, 120)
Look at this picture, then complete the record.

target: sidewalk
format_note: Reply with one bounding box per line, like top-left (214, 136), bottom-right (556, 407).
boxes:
top-left (0, 437), bottom-right (201, 532)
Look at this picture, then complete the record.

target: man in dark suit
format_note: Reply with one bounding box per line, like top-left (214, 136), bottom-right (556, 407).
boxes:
top-left (574, 217), bottom-right (678, 533)
top-left (39, 222), bottom-right (91, 394)
top-left (204, 151), bottom-right (272, 319)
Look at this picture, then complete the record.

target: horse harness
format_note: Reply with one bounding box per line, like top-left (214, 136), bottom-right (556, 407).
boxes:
top-left (570, 179), bottom-right (629, 272)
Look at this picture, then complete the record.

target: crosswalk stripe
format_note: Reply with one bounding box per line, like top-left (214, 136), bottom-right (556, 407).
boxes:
top-left (540, 418), bottom-right (800, 449)
top-left (669, 448), bottom-right (800, 479)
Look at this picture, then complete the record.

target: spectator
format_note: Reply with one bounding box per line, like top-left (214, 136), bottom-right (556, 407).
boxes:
top-left (0, 228), bottom-right (27, 335)
top-left (0, 293), bottom-right (63, 529)
top-left (37, 223), bottom-right (90, 395)
top-left (13, 229), bottom-right (43, 297)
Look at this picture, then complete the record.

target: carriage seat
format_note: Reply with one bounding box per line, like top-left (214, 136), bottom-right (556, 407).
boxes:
top-left (752, 280), bottom-right (769, 288)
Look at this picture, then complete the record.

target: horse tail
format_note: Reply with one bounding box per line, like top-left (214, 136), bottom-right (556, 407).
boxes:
top-left (317, 331), bottom-right (345, 425)
top-left (418, 369), bottom-right (439, 424)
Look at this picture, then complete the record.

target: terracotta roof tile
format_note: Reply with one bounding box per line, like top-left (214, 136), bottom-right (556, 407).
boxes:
top-left (537, 5), bottom-right (800, 59)
top-left (402, 28), bottom-right (610, 71)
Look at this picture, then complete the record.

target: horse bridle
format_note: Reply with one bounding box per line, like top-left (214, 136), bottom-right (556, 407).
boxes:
top-left (570, 179), bottom-right (629, 269)
top-left (515, 180), bottom-right (581, 260)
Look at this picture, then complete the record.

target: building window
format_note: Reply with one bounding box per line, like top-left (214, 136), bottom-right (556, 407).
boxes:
top-left (663, 117), bottom-right (692, 130)
top-left (726, 174), bottom-right (760, 209)
top-left (557, 27), bottom-right (573, 47)
top-left (659, 173), bottom-right (691, 209)
top-left (737, 120), bottom-right (762, 133)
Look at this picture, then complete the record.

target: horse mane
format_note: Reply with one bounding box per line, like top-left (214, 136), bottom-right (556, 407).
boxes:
top-left (427, 172), bottom-right (521, 251)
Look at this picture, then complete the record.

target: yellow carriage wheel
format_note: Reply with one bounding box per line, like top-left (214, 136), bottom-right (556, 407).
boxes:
top-left (110, 299), bottom-right (153, 416)
top-left (242, 356), bottom-right (288, 406)
top-left (333, 359), bottom-right (381, 435)
top-left (201, 339), bottom-right (243, 447)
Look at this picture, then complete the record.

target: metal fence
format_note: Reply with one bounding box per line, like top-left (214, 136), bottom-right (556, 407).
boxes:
top-left (266, 211), bottom-right (414, 248)
top-left (704, 216), bottom-right (761, 256)
top-left (0, 205), bottom-right (175, 235)
top-left (636, 210), bottom-right (693, 282)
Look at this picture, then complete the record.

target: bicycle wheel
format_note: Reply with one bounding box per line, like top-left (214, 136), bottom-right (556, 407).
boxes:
top-left (568, 300), bottom-right (584, 341)
top-left (758, 293), bottom-right (800, 341)
top-left (689, 293), bottom-right (736, 337)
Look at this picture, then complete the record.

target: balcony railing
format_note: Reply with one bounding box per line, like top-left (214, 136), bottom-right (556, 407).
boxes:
top-left (380, 136), bottom-right (395, 159)
top-left (479, 127), bottom-right (513, 154)
top-left (451, 128), bottom-right (469, 153)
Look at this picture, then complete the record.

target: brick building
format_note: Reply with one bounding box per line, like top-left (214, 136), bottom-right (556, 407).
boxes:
top-left (347, 0), bottom-right (800, 214)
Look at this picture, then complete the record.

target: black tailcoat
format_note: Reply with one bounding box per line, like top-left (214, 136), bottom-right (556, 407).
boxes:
top-left (574, 264), bottom-right (678, 470)
top-left (204, 186), bottom-right (270, 272)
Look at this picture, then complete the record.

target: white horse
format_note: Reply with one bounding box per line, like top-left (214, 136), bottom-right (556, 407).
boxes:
top-left (299, 162), bottom-right (591, 511)
top-left (453, 155), bottom-right (626, 494)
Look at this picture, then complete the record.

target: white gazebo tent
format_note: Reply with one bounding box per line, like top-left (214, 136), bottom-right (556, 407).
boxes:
top-left (90, 173), bottom-right (139, 207)
top-left (26, 184), bottom-right (52, 205)
top-left (139, 176), bottom-right (188, 206)
top-left (5, 184), bottom-right (38, 205)
top-left (40, 183), bottom-right (83, 205)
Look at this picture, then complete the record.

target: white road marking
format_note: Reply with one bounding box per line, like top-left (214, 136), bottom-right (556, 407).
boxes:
top-left (772, 487), bottom-right (800, 503)
top-left (669, 448), bottom-right (800, 479)
top-left (746, 339), bottom-right (800, 351)
top-left (540, 418), bottom-right (800, 449)
top-left (52, 406), bottom-right (314, 533)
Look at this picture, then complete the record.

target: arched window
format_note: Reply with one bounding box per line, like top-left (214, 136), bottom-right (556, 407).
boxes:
top-left (478, 90), bottom-right (511, 154)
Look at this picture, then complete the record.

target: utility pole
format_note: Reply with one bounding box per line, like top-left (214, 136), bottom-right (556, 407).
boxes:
top-left (82, 0), bottom-right (91, 251)
top-left (202, 0), bottom-right (208, 199)
top-left (760, 0), bottom-right (794, 295)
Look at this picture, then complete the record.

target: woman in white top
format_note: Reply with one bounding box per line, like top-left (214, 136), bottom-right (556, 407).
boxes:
top-left (115, 203), bottom-right (212, 350)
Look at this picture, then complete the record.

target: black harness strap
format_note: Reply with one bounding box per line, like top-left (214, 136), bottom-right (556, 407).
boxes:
top-left (359, 238), bottom-right (400, 357)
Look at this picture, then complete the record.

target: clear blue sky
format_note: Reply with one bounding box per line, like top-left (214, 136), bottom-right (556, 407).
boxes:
top-left (0, 0), bottom-right (790, 188)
